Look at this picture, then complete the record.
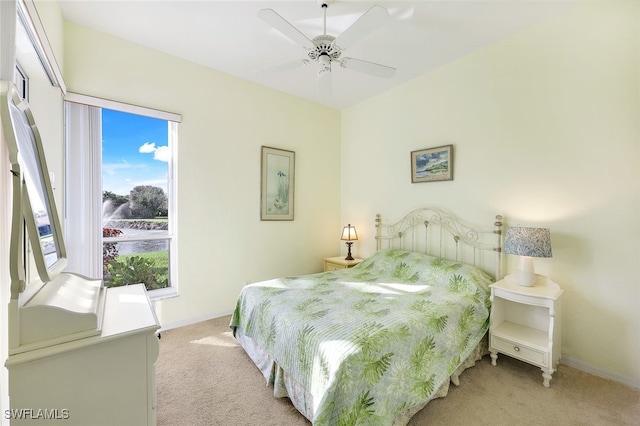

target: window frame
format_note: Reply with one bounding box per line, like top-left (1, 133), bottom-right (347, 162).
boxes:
top-left (64, 93), bottom-right (180, 300)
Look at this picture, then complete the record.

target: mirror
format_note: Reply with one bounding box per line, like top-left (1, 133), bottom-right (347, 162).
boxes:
top-left (1, 81), bottom-right (67, 288)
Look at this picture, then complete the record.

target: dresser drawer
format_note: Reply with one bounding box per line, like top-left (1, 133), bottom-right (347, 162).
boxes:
top-left (491, 336), bottom-right (547, 367)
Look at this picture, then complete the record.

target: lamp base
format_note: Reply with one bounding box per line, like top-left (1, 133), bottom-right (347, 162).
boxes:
top-left (515, 271), bottom-right (537, 287)
top-left (344, 242), bottom-right (354, 260)
top-left (516, 256), bottom-right (537, 287)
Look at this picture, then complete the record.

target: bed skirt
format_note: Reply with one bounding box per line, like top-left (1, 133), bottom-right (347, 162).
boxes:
top-left (234, 326), bottom-right (488, 425)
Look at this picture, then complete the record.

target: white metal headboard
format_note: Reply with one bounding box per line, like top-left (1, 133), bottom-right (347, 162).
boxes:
top-left (375, 207), bottom-right (504, 280)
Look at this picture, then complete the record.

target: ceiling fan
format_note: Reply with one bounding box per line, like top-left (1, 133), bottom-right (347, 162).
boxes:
top-left (258, 0), bottom-right (396, 95)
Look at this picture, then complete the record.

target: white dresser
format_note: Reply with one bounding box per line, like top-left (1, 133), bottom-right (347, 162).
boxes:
top-left (6, 284), bottom-right (160, 425)
top-left (2, 82), bottom-right (160, 425)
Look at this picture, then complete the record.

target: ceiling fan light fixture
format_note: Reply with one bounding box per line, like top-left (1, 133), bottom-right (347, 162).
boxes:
top-left (307, 35), bottom-right (340, 61)
top-left (318, 53), bottom-right (332, 83)
top-left (318, 53), bottom-right (331, 67)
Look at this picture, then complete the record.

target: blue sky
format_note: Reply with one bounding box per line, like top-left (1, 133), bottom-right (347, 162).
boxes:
top-left (102, 109), bottom-right (169, 196)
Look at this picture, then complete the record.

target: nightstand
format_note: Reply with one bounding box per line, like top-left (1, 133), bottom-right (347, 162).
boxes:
top-left (324, 256), bottom-right (362, 271)
top-left (489, 274), bottom-right (563, 387)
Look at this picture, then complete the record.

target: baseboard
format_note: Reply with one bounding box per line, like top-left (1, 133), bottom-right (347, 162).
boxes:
top-left (158, 310), bottom-right (233, 332)
top-left (561, 355), bottom-right (640, 390)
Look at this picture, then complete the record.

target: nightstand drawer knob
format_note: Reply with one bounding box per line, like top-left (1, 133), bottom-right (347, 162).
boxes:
top-left (514, 346), bottom-right (520, 352)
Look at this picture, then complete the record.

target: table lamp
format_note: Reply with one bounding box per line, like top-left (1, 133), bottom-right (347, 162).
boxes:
top-left (341, 224), bottom-right (358, 260)
top-left (503, 226), bottom-right (552, 287)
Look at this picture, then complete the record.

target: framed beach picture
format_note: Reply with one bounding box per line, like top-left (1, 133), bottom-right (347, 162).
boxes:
top-left (261, 146), bottom-right (295, 220)
top-left (410, 144), bottom-right (453, 183)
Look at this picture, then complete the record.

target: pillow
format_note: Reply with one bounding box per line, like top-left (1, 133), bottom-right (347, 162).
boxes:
top-left (353, 249), bottom-right (493, 293)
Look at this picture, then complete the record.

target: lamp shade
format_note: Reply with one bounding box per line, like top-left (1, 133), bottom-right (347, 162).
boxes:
top-left (341, 224), bottom-right (358, 241)
top-left (503, 227), bottom-right (552, 258)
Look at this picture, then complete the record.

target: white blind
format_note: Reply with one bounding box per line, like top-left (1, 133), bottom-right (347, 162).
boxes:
top-left (64, 101), bottom-right (102, 278)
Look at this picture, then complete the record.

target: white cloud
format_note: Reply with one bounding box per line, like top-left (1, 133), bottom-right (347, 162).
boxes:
top-left (153, 145), bottom-right (170, 163)
top-left (139, 142), bottom-right (157, 153)
top-left (139, 142), bottom-right (169, 162)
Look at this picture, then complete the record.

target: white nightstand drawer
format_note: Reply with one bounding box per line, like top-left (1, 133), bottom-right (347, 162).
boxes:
top-left (325, 262), bottom-right (344, 271)
top-left (324, 257), bottom-right (362, 272)
top-left (491, 336), bottom-right (547, 366)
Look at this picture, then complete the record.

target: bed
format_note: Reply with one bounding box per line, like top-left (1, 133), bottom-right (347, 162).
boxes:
top-left (230, 207), bottom-right (503, 425)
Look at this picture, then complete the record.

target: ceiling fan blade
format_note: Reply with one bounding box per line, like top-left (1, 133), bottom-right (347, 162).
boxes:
top-left (258, 8), bottom-right (313, 49)
top-left (340, 57), bottom-right (396, 78)
top-left (333, 5), bottom-right (390, 51)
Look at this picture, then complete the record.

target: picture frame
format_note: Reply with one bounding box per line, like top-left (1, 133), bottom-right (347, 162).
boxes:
top-left (410, 144), bottom-right (453, 183)
top-left (261, 146), bottom-right (295, 221)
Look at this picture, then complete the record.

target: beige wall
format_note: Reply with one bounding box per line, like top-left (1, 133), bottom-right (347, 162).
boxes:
top-left (341, 2), bottom-right (640, 384)
top-left (63, 22), bottom-right (342, 326)
top-left (14, 0), bottom-right (638, 389)
top-left (31, 0), bottom-right (64, 75)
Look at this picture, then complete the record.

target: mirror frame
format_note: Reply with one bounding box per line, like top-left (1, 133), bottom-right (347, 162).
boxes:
top-left (1, 80), bottom-right (67, 296)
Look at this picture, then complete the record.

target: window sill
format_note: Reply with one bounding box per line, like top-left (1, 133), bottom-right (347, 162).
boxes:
top-left (148, 287), bottom-right (178, 301)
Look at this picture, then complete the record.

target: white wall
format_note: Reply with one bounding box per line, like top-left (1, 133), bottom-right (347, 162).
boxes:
top-left (341, 2), bottom-right (639, 385)
top-left (63, 22), bottom-right (342, 327)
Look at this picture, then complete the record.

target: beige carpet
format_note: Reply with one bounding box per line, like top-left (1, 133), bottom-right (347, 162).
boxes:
top-left (156, 316), bottom-right (640, 425)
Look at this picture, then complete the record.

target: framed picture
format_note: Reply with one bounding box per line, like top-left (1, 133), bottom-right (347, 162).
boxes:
top-left (410, 144), bottom-right (453, 183)
top-left (261, 146), bottom-right (295, 220)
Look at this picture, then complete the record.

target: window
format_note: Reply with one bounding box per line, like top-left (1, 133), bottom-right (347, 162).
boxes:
top-left (14, 62), bottom-right (29, 100)
top-left (101, 109), bottom-right (173, 291)
top-left (65, 96), bottom-right (180, 298)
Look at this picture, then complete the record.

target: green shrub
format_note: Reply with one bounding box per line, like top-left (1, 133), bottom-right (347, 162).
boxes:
top-left (104, 254), bottom-right (168, 290)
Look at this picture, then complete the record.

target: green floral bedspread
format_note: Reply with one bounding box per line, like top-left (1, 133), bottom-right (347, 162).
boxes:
top-left (230, 249), bottom-right (493, 425)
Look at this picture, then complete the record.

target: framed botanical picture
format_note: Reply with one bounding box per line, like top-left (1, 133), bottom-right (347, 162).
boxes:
top-left (261, 146), bottom-right (295, 220)
top-left (410, 144), bottom-right (453, 183)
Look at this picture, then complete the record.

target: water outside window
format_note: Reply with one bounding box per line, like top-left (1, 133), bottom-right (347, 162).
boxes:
top-left (101, 109), bottom-right (172, 291)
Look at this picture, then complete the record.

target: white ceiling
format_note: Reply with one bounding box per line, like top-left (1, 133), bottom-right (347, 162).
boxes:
top-left (57, 0), bottom-right (575, 110)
